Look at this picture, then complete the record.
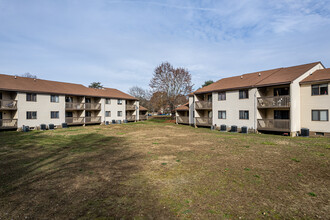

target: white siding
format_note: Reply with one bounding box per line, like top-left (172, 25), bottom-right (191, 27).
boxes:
top-left (300, 83), bottom-right (330, 133)
top-left (17, 92), bottom-right (65, 128)
top-left (103, 98), bottom-right (126, 122)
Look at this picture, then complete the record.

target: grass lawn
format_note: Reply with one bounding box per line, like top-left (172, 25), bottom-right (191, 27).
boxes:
top-left (0, 120), bottom-right (329, 219)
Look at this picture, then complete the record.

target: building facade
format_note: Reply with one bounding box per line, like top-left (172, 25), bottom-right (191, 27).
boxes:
top-left (0, 74), bottom-right (140, 130)
top-left (177, 62), bottom-right (330, 136)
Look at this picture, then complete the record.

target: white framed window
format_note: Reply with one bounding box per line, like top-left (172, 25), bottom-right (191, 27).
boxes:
top-left (117, 99), bottom-right (123, 105)
top-left (51, 111), bottom-right (59, 119)
top-left (218, 111), bottom-right (226, 119)
top-left (312, 84), bottom-right (328, 96)
top-left (105, 111), bottom-right (111, 117)
top-left (27, 111), bottom-right (37, 119)
top-left (239, 110), bottom-right (249, 119)
top-left (50, 95), bottom-right (59, 103)
top-left (117, 111), bottom-right (122, 117)
top-left (312, 110), bottom-right (328, 121)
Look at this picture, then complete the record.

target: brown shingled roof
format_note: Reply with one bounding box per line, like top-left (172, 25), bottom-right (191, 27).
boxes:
top-left (300, 68), bottom-right (330, 84)
top-left (139, 106), bottom-right (148, 111)
top-left (192, 62), bottom-right (322, 95)
top-left (0, 74), bottom-right (138, 100)
top-left (176, 102), bottom-right (189, 111)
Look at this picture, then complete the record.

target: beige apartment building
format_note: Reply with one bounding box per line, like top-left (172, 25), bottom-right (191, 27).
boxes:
top-left (176, 62), bottom-right (330, 136)
top-left (0, 74), bottom-right (139, 130)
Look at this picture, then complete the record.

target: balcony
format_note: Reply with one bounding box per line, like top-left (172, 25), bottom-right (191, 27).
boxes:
top-left (139, 115), bottom-right (147, 120)
top-left (195, 101), bottom-right (212, 110)
top-left (65, 102), bottom-right (84, 110)
top-left (126, 104), bottom-right (136, 111)
top-left (195, 117), bottom-right (212, 126)
top-left (177, 116), bottom-right (189, 124)
top-left (257, 96), bottom-right (290, 108)
top-left (65, 117), bottom-right (85, 125)
top-left (0, 100), bottom-right (17, 110)
top-left (257, 119), bottom-right (290, 132)
top-left (0, 119), bottom-right (18, 129)
top-left (85, 116), bottom-right (101, 124)
top-left (126, 115), bottom-right (136, 121)
top-left (85, 103), bottom-right (101, 110)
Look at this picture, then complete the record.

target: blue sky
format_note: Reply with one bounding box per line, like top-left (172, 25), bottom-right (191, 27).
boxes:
top-left (0, 0), bottom-right (330, 92)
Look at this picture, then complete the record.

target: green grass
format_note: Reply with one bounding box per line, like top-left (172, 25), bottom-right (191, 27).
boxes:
top-left (0, 121), bottom-right (329, 219)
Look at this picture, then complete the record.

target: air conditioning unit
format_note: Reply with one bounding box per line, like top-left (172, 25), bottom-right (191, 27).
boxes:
top-left (301, 128), bottom-right (309, 137)
top-left (220, 124), bottom-right (227, 131)
top-left (241, 126), bottom-right (248, 134)
top-left (49, 124), bottom-right (55, 130)
top-left (112, 120), bottom-right (116, 124)
top-left (230, 125), bottom-right (237, 132)
top-left (105, 121), bottom-right (109, 125)
top-left (62, 123), bottom-right (68, 128)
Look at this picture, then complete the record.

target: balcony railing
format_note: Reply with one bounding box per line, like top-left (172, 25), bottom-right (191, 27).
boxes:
top-left (0, 119), bottom-right (18, 129)
top-left (257, 119), bottom-right (290, 131)
top-left (65, 102), bottom-right (84, 110)
top-left (195, 101), bottom-right (212, 110)
top-left (126, 104), bottom-right (136, 111)
top-left (126, 115), bottom-right (136, 121)
top-left (65, 117), bottom-right (85, 124)
top-left (0, 100), bottom-right (17, 110)
top-left (139, 115), bottom-right (147, 120)
top-left (257, 96), bottom-right (290, 108)
top-left (195, 117), bottom-right (212, 126)
top-left (177, 116), bottom-right (189, 124)
top-left (85, 103), bottom-right (101, 110)
top-left (85, 116), bottom-right (101, 124)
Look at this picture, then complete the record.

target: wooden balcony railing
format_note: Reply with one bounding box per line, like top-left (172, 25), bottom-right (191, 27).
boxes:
top-left (126, 104), bottom-right (136, 111)
top-left (85, 116), bottom-right (101, 123)
top-left (65, 102), bottom-right (84, 110)
top-left (0, 100), bottom-right (17, 110)
top-left (139, 115), bottom-right (147, 120)
top-left (65, 117), bottom-right (85, 124)
top-left (195, 117), bottom-right (212, 126)
top-left (257, 96), bottom-right (290, 108)
top-left (0, 119), bottom-right (18, 128)
top-left (85, 103), bottom-right (101, 110)
top-left (126, 115), bottom-right (136, 121)
top-left (195, 101), bottom-right (212, 110)
top-left (257, 119), bottom-right (290, 131)
top-left (177, 116), bottom-right (189, 124)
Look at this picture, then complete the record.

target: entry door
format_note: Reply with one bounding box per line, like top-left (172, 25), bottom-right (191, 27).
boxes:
top-left (0, 112), bottom-right (2, 127)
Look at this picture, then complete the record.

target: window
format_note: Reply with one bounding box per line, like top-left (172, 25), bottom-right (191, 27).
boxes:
top-left (50, 95), bottom-right (59, 103)
top-left (239, 90), bottom-right (249, 99)
top-left (218, 92), bottom-right (226, 101)
top-left (65, 97), bottom-right (73, 103)
top-left (218, 111), bottom-right (226, 119)
top-left (239, 110), bottom-right (249, 119)
top-left (207, 95), bottom-right (212, 102)
top-left (274, 87), bottom-right (289, 96)
top-left (85, 111), bottom-right (92, 117)
top-left (117, 99), bottom-right (123, 105)
top-left (312, 110), bottom-right (328, 121)
top-left (274, 110), bottom-right (290, 119)
top-left (312, 84), bottom-right (328, 95)
top-left (117, 111), bottom-right (122, 117)
top-left (106, 98), bottom-right (111, 104)
top-left (85, 98), bottom-right (91, 103)
top-left (26, 93), bottom-right (37, 102)
top-left (51, 111), bottom-right (59, 119)
top-left (26, 111), bottom-right (37, 119)
top-left (105, 111), bottom-right (111, 117)
top-left (66, 112), bottom-right (73, 117)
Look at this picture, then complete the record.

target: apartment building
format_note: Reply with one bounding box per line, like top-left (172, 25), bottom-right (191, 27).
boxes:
top-left (0, 74), bottom-right (139, 130)
top-left (179, 62), bottom-right (329, 136)
top-left (175, 102), bottom-right (189, 125)
top-left (139, 106), bottom-right (148, 120)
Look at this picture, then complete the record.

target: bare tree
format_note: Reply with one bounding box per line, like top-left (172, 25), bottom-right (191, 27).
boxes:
top-left (128, 86), bottom-right (151, 109)
top-left (149, 62), bottom-right (193, 116)
top-left (89, 82), bottom-right (103, 89)
top-left (21, 72), bottom-right (37, 79)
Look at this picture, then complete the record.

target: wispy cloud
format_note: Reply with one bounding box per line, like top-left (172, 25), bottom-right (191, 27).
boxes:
top-left (0, 0), bottom-right (329, 91)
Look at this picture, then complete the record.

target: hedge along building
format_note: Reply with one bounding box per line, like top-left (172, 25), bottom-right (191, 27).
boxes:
top-left (0, 74), bottom-right (139, 130)
top-left (186, 62), bottom-right (329, 136)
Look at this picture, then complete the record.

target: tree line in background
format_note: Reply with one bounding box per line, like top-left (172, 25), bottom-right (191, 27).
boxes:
top-left (89, 62), bottom-right (214, 115)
